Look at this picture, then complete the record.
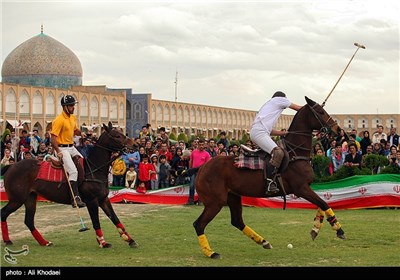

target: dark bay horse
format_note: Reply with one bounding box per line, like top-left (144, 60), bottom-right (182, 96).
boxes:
top-left (1, 122), bottom-right (138, 248)
top-left (193, 96), bottom-right (345, 258)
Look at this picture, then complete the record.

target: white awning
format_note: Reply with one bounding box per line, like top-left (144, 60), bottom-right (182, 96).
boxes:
top-left (111, 124), bottom-right (125, 129)
top-left (82, 124), bottom-right (100, 130)
top-left (6, 120), bottom-right (25, 128)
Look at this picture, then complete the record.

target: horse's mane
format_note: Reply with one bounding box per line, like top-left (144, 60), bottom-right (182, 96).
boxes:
top-left (286, 103), bottom-right (310, 132)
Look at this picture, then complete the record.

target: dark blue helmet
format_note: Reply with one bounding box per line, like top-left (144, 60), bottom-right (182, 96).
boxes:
top-left (61, 95), bottom-right (77, 106)
top-left (272, 91), bottom-right (286, 98)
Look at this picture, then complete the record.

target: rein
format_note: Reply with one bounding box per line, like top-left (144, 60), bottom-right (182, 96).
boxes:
top-left (284, 103), bottom-right (337, 161)
top-left (83, 131), bottom-right (130, 179)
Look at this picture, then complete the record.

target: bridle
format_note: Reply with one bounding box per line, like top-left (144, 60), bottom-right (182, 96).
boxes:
top-left (284, 103), bottom-right (338, 160)
top-left (84, 131), bottom-right (132, 178)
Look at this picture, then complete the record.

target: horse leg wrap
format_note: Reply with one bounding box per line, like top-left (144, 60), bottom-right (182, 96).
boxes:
top-left (313, 208), bottom-right (325, 231)
top-left (242, 225), bottom-right (265, 245)
top-left (31, 229), bottom-right (49, 246)
top-left (95, 229), bottom-right (107, 248)
top-left (198, 234), bottom-right (215, 258)
top-left (325, 208), bottom-right (342, 230)
top-left (1, 221), bottom-right (11, 242)
top-left (327, 216), bottom-right (342, 230)
top-left (116, 223), bottom-right (131, 241)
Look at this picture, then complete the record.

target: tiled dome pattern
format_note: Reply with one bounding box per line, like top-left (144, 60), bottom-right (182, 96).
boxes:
top-left (1, 32), bottom-right (82, 88)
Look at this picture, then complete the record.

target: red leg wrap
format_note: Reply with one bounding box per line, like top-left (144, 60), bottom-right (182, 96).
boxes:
top-left (116, 222), bottom-right (131, 241)
top-left (31, 229), bottom-right (48, 246)
top-left (1, 221), bottom-right (10, 242)
top-left (95, 229), bottom-right (107, 247)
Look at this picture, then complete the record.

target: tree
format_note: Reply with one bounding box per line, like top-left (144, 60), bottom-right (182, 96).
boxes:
top-left (177, 132), bottom-right (188, 143)
top-left (362, 154), bottom-right (389, 175)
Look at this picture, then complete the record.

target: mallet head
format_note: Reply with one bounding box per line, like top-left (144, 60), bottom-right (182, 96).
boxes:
top-left (354, 42), bottom-right (366, 49)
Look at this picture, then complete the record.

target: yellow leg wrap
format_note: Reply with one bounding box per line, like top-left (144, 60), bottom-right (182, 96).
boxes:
top-left (332, 221), bottom-right (342, 231)
top-left (242, 225), bottom-right (264, 245)
top-left (198, 234), bottom-right (215, 258)
top-left (325, 208), bottom-right (334, 217)
top-left (325, 208), bottom-right (342, 231)
top-left (313, 208), bottom-right (325, 230)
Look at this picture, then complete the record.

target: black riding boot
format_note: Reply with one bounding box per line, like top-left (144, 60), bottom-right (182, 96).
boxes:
top-left (70, 181), bottom-right (86, 208)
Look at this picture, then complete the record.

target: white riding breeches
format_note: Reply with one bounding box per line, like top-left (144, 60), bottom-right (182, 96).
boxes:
top-left (249, 122), bottom-right (277, 154)
top-left (59, 146), bottom-right (83, 181)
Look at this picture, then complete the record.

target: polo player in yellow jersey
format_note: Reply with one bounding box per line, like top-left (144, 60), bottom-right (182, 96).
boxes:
top-left (50, 95), bottom-right (86, 208)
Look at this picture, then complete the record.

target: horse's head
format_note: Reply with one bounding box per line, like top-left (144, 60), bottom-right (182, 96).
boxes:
top-left (97, 122), bottom-right (136, 152)
top-left (305, 96), bottom-right (341, 136)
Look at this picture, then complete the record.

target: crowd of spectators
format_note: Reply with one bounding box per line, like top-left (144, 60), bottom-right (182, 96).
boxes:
top-left (2, 124), bottom-right (399, 192)
top-left (310, 126), bottom-right (400, 176)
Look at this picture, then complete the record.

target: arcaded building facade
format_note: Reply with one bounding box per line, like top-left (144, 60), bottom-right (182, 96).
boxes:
top-left (1, 29), bottom-right (398, 140)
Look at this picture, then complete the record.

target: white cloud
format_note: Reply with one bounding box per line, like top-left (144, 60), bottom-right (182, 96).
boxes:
top-left (1, 0), bottom-right (399, 115)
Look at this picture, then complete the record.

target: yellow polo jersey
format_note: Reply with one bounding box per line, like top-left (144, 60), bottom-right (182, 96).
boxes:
top-left (50, 111), bottom-right (78, 144)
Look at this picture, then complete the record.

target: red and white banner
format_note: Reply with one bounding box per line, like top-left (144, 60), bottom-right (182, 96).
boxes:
top-left (1, 174), bottom-right (399, 209)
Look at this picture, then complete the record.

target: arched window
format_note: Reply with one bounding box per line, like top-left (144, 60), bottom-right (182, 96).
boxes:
top-left (80, 95), bottom-right (88, 117)
top-left (20, 90), bottom-right (30, 115)
top-left (46, 91), bottom-right (55, 116)
top-left (6, 88), bottom-right (16, 114)
top-left (110, 99), bottom-right (118, 119)
top-left (101, 97), bottom-right (108, 118)
top-left (91, 97), bottom-right (99, 118)
top-left (32, 90), bottom-right (43, 115)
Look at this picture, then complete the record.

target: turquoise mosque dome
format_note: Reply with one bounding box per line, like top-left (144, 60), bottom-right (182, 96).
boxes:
top-left (1, 28), bottom-right (82, 89)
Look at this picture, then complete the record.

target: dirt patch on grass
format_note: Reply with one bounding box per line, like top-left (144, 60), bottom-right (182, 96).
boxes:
top-left (3, 202), bottom-right (181, 239)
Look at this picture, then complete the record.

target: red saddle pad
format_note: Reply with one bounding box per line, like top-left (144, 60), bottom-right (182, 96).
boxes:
top-left (36, 161), bottom-right (64, 182)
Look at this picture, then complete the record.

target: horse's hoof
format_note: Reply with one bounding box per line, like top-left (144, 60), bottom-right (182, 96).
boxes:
top-left (262, 241), bottom-right (273, 249)
top-left (128, 239), bottom-right (139, 248)
top-left (100, 243), bottom-right (112, 248)
top-left (310, 230), bottom-right (318, 241)
top-left (45, 242), bottom-right (53, 247)
top-left (210, 252), bottom-right (220, 259)
top-left (336, 228), bottom-right (345, 239)
top-left (4, 240), bottom-right (13, 245)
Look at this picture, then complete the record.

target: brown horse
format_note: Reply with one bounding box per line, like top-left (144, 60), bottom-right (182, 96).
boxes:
top-left (193, 96), bottom-right (345, 259)
top-left (1, 122), bottom-right (138, 248)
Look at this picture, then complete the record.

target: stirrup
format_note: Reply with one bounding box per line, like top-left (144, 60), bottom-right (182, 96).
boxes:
top-left (266, 179), bottom-right (279, 195)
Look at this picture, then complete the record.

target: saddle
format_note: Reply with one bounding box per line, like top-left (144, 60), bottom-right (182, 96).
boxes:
top-left (36, 156), bottom-right (85, 183)
top-left (234, 143), bottom-right (289, 195)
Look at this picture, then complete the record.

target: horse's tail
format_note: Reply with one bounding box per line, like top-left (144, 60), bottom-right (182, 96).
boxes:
top-left (1, 165), bottom-right (11, 176)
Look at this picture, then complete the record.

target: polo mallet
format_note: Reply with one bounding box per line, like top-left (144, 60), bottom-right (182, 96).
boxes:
top-left (322, 42), bottom-right (366, 107)
top-left (61, 163), bottom-right (89, 232)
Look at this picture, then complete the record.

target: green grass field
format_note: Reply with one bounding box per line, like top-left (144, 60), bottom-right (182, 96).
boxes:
top-left (0, 202), bottom-right (399, 267)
